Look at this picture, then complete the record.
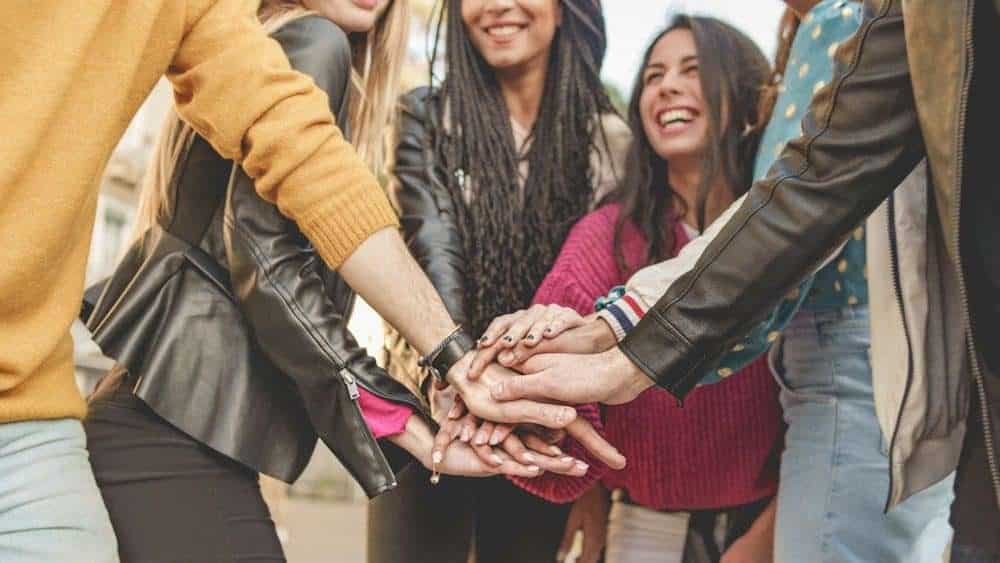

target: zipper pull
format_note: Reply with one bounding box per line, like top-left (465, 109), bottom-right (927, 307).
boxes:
top-left (340, 368), bottom-right (360, 400)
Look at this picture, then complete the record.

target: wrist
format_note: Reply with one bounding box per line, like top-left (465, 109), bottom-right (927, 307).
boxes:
top-left (589, 318), bottom-right (617, 353)
top-left (389, 415), bottom-right (433, 468)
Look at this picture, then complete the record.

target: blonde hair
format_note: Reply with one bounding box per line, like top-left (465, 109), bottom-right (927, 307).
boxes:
top-left (132, 0), bottom-right (409, 242)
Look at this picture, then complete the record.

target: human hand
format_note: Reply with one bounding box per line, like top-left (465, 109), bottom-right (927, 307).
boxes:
top-left (492, 319), bottom-right (617, 374)
top-left (556, 485), bottom-right (610, 563)
top-left (720, 498), bottom-right (776, 563)
top-left (391, 414), bottom-right (541, 479)
top-left (490, 348), bottom-right (655, 406)
top-left (433, 397), bottom-right (591, 476)
top-left (447, 359), bottom-right (627, 469)
top-left (470, 307), bottom-right (611, 379)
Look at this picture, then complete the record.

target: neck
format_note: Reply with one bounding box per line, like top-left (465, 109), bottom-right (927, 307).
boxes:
top-left (668, 159), bottom-right (734, 230)
top-left (784, 0), bottom-right (822, 18)
top-left (496, 56), bottom-right (549, 132)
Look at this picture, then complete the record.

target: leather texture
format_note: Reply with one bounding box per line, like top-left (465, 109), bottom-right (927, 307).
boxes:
top-left (85, 16), bottom-right (423, 496)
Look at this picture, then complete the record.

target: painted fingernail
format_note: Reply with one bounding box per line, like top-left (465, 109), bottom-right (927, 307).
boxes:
top-left (479, 335), bottom-right (488, 343)
top-left (522, 453), bottom-right (537, 463)
top-left (504, 336), bottom-right (513, 343)
top-left (526, 334), bottom-right (535, 341)
top-left (491, 455), bottom-right (504, 466)
top-left (544, 328), bottom-right (553, 334)
top-left (432, 451), bottom-right (443, 464)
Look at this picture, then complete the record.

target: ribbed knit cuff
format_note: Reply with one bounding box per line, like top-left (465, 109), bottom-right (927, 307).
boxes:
top-left (298, 184), bottom-right (400, 269)
top-left (596, 292), bottom-right (646, 342)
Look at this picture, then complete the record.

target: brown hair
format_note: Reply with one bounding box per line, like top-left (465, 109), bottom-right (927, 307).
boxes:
top-left (608, 15), bottom-right (772, 273)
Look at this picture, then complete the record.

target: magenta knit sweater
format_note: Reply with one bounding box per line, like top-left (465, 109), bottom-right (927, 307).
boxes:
top-left (510, 204), bottom-right (782, 510)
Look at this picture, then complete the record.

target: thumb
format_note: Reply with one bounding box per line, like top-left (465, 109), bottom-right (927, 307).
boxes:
top-left (490, 372), bottom-right (548, 402)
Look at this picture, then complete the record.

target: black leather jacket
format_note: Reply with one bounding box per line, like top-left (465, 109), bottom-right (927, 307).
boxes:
top-left (85, 16), bottom-right (423, 497)
top-left (620, 0), bottom-right (999, 510)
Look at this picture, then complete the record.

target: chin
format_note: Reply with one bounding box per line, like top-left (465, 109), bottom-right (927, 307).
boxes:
top-left (338, 13), bottom-right (377, 33)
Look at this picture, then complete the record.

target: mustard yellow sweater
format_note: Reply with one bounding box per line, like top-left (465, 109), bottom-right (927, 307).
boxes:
top-left (0, 1), bottom-right (398, 423)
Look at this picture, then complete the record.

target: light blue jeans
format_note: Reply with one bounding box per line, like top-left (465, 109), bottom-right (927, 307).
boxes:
top-left (0, 418), bottom-right (118, 562)
top-left (770, 305), bottom-right (955, 563)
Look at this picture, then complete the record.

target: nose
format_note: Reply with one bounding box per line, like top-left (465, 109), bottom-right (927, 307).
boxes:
top-left (482, 0), bottom-right (516, 11)
top-left (657, 69), bottom-right (684, 98)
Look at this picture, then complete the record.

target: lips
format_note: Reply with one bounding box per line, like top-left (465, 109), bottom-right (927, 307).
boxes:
top-left (352, 0), bottom-right (378, 10)
top-left (484, 22), bottom-right (528, 41)
top-left (657, 107), bottom-right (696, 127)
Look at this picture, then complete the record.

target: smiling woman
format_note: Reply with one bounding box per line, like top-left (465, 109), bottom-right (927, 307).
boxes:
top-left (371, 1), bottom-right (632, 562)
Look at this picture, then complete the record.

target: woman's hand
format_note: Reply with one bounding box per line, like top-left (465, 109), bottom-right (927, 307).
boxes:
top-left (469, 305), bottom-right (588, 377)
top-left (720, 498), bottom-right (776, 563)
top-left (390, 414), bottom-right (541, 478)
top-left (557, 485), bottom-right (610, 563)
top-left (434, 397), bottom-right (590, 476)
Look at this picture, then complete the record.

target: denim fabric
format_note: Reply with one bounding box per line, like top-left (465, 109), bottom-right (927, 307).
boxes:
top-left (0, 418), bottom-right (118, 562)
top-left (770, 305), bottom-right (954, 563)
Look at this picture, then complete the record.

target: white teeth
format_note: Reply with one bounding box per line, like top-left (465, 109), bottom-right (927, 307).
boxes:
top-left (658, 109), bottom-right (695, 127)
top-left (488, 25), bottom-right (521, 37)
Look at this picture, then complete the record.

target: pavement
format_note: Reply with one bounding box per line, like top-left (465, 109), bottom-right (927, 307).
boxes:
top-left (282, 498), bottom-right (367, 563)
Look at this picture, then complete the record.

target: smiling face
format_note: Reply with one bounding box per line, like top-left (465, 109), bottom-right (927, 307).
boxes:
top-left (638, 29), bottom-right (710, 164)
top-left (302, 0), bottom-right (391, 33)
top-left (461, 0), bottom-right (562, 74)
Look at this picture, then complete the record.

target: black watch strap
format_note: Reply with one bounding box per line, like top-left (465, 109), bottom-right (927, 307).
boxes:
top-left (419, 327), bottom-right (475, 382)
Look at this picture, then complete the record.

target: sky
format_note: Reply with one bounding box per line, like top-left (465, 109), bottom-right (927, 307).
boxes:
top-left (600, 0), bottom-right (787, 96)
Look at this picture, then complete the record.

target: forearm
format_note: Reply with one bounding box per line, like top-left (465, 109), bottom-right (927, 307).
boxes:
top-left (338, 227), bottom-right (458, 355)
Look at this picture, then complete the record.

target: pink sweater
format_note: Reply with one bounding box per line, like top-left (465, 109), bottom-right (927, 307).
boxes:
top-left (511, 204), bottom-right (782, 510)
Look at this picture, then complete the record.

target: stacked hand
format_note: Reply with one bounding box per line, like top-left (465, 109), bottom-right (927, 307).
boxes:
top-left (427, 304), bottom-right (657, 481)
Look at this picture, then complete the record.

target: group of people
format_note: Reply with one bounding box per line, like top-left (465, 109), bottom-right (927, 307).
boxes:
top-left (1, 0), bottom-right (998, 562)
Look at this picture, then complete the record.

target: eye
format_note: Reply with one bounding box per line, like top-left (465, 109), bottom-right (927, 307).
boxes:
top-left (683, 64), bottom-right (700, 76)
top-left (643, 71), bottom-right (662, 86)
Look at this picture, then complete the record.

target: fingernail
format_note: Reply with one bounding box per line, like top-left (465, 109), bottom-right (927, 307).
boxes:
top-left (561, 456), bottom-right (575, 464)
top-left (575, 461), bottom-right (589, 472)
top-left (432, 451), bottom-right (443, 464)
top-left (461, 428), bottom-right (471, 442)
top-left (545, 328), bottom-right (553, 334)
top-left (491, 383), bottom-right (504, 398)
top-left (523, 453), bottom-right (537, 463)
top-left (504, 336), bottom-right (513, 343)
top-left (528, 465), bottom-right (540, 473)
top-left (489, 430), bottom-right (502, 446)
top-left (475, 433), bottom-right (487, 446)
top-left (526, 334), bottom-right (535, 341)
top-left (491, 455), bottom-right (504, 466)
top-left (549, 445), bottom-right (562, 456)
top-left (556, 550), bottom-right (566, 562)
top-left (479, 335), bottom-right (488, 343)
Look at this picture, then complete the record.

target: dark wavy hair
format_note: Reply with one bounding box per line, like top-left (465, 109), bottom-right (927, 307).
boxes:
top-left (427, 0), bottom-right (615, 334)
top-left (607, 15), bottom-right (771, 273)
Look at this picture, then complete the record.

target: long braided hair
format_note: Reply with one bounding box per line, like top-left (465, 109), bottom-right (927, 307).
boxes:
top-left (428, 0), bottom-right (614, 334)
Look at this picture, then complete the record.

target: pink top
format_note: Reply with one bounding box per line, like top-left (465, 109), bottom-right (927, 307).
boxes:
top-left (510, 204), bottom-right (782, 510)
top-left (358, 388), bottom-right (412, 439)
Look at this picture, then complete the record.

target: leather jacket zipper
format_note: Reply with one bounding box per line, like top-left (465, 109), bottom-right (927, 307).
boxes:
top-left (952, 0), bottom-right (1000, 510)
top-left (884, 194), bottom-right (916, 512)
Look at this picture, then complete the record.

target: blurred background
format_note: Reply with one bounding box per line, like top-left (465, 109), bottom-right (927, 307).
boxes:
top-left (73, 1), bottom-right (784, 561)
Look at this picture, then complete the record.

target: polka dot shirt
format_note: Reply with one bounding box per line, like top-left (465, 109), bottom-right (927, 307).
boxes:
top-left (753, 0), bottom-right (866, 312)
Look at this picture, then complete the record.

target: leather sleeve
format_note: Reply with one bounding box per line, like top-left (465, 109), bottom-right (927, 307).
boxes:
top-left (389, 88), bottom-right (469, 327)
top-left (224, 17), bottom-right (424, 449)
top-left (620, 0), bottom-right (926, 399)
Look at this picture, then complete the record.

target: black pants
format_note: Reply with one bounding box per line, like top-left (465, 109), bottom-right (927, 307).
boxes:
top-left (367, 462), bottom-right (570, 563)
top-left (85, 388), bottom-right (285, 563)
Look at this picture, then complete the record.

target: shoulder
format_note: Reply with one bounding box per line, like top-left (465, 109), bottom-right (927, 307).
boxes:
top-left (271, 15), bottom-right (351, 59)
top-left (569, 204), bottom-right (622, 241)
top-left (399, 86), bottom-right (439, 120)
top-left (803, 0), bottom-right (862, 31)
